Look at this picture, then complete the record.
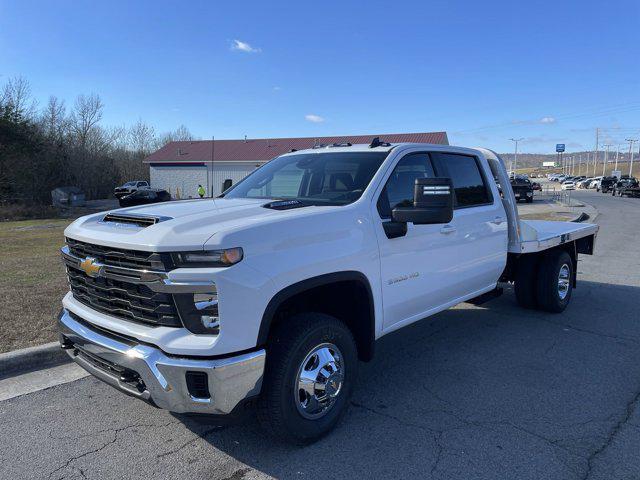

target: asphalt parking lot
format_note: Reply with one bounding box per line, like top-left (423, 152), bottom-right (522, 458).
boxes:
top-left (1, 189), bottom-right (639, 480)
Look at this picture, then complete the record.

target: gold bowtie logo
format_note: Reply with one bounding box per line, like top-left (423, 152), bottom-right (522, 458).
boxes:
top-left (80, 257), bottom-right (103, 278)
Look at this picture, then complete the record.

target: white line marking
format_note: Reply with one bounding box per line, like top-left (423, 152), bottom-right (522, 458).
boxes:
top-left (0, 363), bottom-right (89, 401)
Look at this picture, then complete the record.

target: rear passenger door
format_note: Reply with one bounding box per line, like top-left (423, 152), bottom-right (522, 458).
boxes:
top-left (430, 152), bottom-right (508, 296)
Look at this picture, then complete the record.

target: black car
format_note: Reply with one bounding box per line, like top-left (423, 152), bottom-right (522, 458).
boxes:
top-left (613, 176), bottom-right (640, 197)
top-left (118, 189), bottom-right (171, 207)
top-left (510, 177), bottom-right (534, 203)
top-left (599, 176), bottom-right (618, 193)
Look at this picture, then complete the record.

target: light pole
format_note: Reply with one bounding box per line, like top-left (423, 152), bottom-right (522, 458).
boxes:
top-left (578, 154), bottom-right (582, 176)
top-left (626, 139), bottom-right (638, 177)
top-left (509, 138), bottom-right (524, 175)
top-left (602, 144), bottom-right (612, 176)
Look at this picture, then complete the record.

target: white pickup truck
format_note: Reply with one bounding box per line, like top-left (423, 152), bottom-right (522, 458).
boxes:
top-left (58, 140), bottom-right (598, 443)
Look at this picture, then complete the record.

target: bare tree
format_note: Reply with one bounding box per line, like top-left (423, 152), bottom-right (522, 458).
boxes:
top-left (128, 119), bottom-right (156, 155)
top-left (70, 93), bottom-right (103, 149)
top-left (41, 96), bottom-right (68, 140)
top-left (157, 124), bottom-right (195, 147)
top-left (1, 76), bottom-right (37, 119)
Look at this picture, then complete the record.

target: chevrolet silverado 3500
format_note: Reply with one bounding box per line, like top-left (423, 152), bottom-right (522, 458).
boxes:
top-left (58, 140), bottom-right (598, 443)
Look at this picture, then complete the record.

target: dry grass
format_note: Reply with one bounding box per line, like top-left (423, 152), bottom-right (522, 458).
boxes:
top-left (0, 218), bottom-right (71, 353)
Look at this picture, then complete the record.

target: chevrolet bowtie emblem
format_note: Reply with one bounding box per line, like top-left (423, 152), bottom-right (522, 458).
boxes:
top-left (79, 257), bottom-right (103, 278)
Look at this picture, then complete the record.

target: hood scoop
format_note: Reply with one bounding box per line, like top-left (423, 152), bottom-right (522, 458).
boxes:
top-left (100, 213), bottom-right (172, 228)
top-left (263, 200), bottom-right (309, 211)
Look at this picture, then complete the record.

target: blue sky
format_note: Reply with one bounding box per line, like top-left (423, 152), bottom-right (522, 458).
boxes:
top-left (1, 0), bottom-right (638, 153)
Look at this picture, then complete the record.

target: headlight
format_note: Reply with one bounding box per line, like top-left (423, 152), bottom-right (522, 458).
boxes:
top-left (174, 288), bottom-right (220, 334)
top-left (173, 248), bottom-right (243, 268)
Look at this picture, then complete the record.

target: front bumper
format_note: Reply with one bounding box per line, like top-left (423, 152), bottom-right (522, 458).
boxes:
top-left (58, 309), bottom-right (265, 414)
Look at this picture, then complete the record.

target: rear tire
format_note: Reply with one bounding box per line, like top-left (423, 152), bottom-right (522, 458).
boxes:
top-left (515, 254), bottom-right (538, 309)
top-left (257, 313), bottom-right (358, 444)
top-left (535, 250), bottom-right (573, 313)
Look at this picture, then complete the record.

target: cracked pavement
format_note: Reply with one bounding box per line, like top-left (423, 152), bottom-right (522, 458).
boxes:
top-left (1, 190), bottom-right (640, 480)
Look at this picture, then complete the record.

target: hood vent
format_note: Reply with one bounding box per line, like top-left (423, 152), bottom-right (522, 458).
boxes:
top-left (263, 200), bottom-right (308, 211)
top-left (101, 213), bottom-right (170, 228)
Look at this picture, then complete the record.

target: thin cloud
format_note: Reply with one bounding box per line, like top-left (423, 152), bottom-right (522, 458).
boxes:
top-left (305, 114), bottom-right (324, 123)
top-left (273, 86), bottom-right (282, 91)
top-left (540, 116), bottom-right (556, 124)
top-left (231, 39), bottom-right (261, 53)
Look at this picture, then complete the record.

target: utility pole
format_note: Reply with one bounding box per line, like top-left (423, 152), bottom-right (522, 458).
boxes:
top-left (602, 144), bottom-right (612, 176)
top-left (578, 154), bottom-right (582, 176)
top-left (571, 156), bottom-right (575, 175)
top-left (593, 128), bottom-right (599, 177)
top-left (627, 138), bottom-right (638, 177)
top-left (614, 145), bottom-right (620, 172)
top-left (210, 136), bottom-right (215, 197)
top-left (509, 138), bottom-right (524, 175)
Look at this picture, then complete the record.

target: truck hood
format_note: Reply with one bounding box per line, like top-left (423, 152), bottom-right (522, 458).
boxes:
top-left (64, 198), bottom-right (338, 251)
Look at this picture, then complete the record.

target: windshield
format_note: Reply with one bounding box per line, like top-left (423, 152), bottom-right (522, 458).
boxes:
top-left (123, 181), bottom-right (136, 186)
top-left (223, 151), bottom-right (389, 205)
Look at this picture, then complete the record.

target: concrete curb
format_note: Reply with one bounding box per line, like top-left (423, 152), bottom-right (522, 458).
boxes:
top-left (0, 342), bottom-right (70, 380)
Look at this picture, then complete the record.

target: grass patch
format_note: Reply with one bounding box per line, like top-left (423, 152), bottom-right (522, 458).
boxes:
top-left (0, 218), bottom-right (71, 353)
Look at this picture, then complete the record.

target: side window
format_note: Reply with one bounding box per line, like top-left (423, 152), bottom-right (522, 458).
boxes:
top-left (377, 153), bottom-right (435, 218)
top-left (431, 153), bottom-right (492, 208)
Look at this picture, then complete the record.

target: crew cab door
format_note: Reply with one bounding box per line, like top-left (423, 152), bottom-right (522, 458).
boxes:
top-left (373, 150), bottom-right (507, 331)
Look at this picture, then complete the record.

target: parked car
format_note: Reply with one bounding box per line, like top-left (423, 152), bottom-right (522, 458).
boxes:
top-left (599, 176), bottom-right (618, 193)
top-left (589, 176), bottom-right (603, 189)
top-left (561, 180), bottom-right (576, 191)
top-left (577, 178), bottom-right (593, 189)
top-left (118, 188), bottom-right (171, 207)
top-left (58, 143), bottom-right (598, 443)
top-left (510, 176), bottom-right (534, 203)
top-left (613, 176), bottom-right (640, 197)
top-left (114, 180), bottom-right (150, 199)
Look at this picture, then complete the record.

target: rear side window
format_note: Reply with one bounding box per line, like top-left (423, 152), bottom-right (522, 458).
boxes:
top-left (431, 153), bottom-right (492, 207)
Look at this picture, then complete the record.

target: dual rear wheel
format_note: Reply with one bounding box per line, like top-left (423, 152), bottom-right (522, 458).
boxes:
top-left (515, 250), bottom-right (573, 312)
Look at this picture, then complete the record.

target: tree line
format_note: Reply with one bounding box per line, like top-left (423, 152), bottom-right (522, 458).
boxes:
top-left (0, 76), bottom-right (195, 205)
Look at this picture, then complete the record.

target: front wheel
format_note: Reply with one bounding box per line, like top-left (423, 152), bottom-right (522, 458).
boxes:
top-left (536, 250), bottom-right (573, 313)
top-left (257, 313), bottom-right (358, 444)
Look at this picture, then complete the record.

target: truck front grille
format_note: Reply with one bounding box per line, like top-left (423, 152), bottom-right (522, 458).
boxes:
top-left (66, 238), bottom-right (173, 271)
top-left (66, 265), bottom-right (181, 327)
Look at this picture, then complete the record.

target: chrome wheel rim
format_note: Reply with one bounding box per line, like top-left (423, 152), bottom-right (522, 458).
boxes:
top-left (558, 264), bottom-right (570, 300)
top-left (294, 343), bottom-right (344, 420)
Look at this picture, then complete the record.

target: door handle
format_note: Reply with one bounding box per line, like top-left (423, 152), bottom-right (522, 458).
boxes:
top-left (440, 225), bottom-right (457, 234)
top-left (491, 216), bottom-right (506, 225)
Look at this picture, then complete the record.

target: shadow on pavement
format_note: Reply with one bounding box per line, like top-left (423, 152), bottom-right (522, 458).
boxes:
top-left (173, 280), bottom-right (640, 480)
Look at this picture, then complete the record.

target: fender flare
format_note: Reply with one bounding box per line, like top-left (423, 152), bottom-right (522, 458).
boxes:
top-left (257, 271), bottom-right (376, 359)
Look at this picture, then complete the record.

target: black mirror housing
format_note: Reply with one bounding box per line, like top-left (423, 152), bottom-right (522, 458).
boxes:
top-left (391, 177), bottom-right (454, 225)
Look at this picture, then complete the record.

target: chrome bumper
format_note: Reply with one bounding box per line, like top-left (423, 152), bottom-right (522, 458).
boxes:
top-left (58, 309), bottom-right (265, 415)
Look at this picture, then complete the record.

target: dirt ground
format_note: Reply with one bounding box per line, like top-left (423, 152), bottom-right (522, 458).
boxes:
top-left (0, 219), bottom-right (71, 353)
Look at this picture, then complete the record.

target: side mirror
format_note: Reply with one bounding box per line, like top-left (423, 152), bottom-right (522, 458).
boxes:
top-left (392, 177), bottom-right (454, 225)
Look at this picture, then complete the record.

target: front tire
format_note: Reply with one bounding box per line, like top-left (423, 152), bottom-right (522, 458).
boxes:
top-left (536, 250), bottom-right (573, 313)
top-left (257, 313), bottom-right (358, 444)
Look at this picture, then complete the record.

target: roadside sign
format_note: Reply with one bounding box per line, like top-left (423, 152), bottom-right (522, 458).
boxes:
top-left (556, 144), bottom-right (565, 153)
top-left (611, 170), bottom-right (622, 179)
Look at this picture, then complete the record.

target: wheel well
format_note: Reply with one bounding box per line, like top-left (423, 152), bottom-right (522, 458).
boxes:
top-left (258, 273), bottom-right (375, 362)
top-left (504, 243), bottom-right (578, 287)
